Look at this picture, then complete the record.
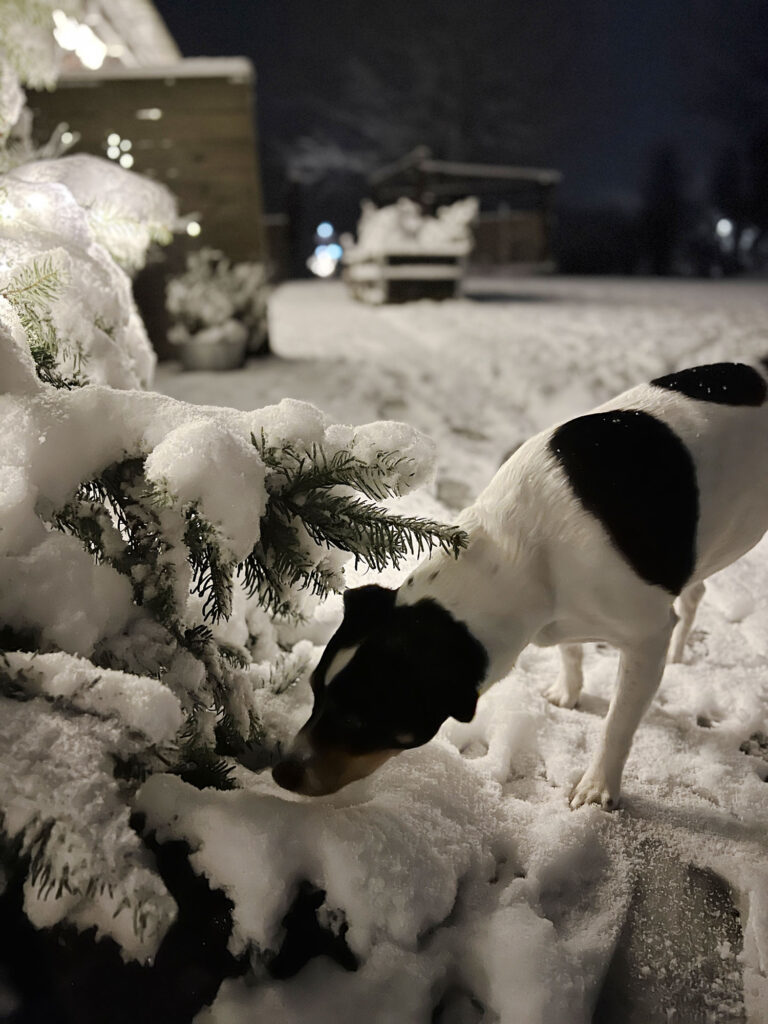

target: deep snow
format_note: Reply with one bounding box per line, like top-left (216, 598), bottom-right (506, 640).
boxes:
top-left (155, 276), bottom-right (768, 1023)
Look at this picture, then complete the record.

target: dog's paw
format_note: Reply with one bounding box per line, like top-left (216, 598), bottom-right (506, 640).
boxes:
top-left (569, 767), bottom-right (620, 811)
top-left (542, 681), bottom-right (579, 709)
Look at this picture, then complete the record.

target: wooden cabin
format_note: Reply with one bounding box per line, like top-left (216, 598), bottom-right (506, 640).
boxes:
top-left (26, 2), bottom-right (267, 357)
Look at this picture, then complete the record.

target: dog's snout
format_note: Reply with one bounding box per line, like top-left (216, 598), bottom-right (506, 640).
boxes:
top-left (272, 757), bottom-right (307, 792)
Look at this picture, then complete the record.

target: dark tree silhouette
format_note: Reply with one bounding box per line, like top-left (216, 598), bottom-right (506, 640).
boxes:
top-left (277, 2), bottom-right (580, 185)
top-left (640, 144), bottom-right (686, 276)
top-left (710, 147), bottom-right (745, 221)
top-left (746, 125), bottom-right (768, 230)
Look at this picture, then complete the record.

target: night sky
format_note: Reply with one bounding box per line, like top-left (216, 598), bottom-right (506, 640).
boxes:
top-left (154, 0), bottom-right (767, 228)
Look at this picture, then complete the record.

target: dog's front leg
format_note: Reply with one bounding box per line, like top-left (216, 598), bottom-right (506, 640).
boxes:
top-left (569, 613), bottom-right (676, 810)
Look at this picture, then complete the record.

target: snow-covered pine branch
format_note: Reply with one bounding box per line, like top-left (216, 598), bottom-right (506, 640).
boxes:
top-left (12, 155), bottom-right (178, 273)
top-left (1, 318), bottom-right (463, 957)
top-left (244, 431), bottom-right (466, 612)
top-left (0, 171), bottom-right (174, 390)
top-left (0, 649), bottom-right (182, 960)
top-left (1, 248), bottom-right (86, 387)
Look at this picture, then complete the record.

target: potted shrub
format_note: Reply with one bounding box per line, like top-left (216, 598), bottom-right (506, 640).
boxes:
top-left (166, 248), bottom-right (269, 370)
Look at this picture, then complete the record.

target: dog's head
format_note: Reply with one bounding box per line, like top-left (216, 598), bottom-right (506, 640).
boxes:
top-left (272, 584), bottom-right (488, 796)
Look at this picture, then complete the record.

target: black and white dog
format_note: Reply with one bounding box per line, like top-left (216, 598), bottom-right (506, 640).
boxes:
top-left (273, 362), bottom-right (768, 808)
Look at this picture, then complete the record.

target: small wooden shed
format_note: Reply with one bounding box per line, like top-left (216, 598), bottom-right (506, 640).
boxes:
top-left (369, 146), bottom-right (561, 270)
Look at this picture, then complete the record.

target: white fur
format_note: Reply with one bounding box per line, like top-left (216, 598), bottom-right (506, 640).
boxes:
top-left (398, 374), bottom-right (768, 809)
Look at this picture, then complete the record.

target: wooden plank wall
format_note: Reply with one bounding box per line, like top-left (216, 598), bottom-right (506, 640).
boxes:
top-left (27, 61), bottom-right (268, 358)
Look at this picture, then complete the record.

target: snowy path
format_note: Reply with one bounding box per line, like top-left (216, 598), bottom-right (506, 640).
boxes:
top-left (159, 276), bottom-right (768, 504)
top-left (155, 277), bottom-right (768, 1023)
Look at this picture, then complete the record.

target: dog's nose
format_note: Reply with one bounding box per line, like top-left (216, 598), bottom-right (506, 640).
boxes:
top-left (272, 758), bottom-right (307, 792)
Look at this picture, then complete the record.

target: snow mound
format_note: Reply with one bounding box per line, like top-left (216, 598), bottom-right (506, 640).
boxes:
top-left (140, 736), bottom-right (623, 1024)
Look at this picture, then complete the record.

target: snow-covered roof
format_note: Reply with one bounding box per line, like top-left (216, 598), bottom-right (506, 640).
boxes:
top-left (58, 56), bottom-right (254, 83)
top-left (95, 0), bottom-right (181, 65)
top-left (370, 146), bottom-right (561, 188)
top-left (55, 0), bottom-right (182, 72)
top-left (418, 158), bottom-right (562, 186)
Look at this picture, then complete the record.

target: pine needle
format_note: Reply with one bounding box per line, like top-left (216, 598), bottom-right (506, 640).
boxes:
top-left (1, 254), bottom-right (87, 388)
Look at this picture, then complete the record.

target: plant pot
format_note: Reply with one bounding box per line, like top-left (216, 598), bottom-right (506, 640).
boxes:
top-left (173, 321), bottom-right (249, 371)
top-left (177, 337), bottom-right (248, 371)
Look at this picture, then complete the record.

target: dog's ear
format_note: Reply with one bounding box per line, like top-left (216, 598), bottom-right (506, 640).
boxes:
top-left (422, 631), bottom-right (483, 723)
top-left (448, 681), bottom-right (479, 722)
top-left (437, 613), bottom-right (487, 724)
top-left (342, 584), bottom-right (396, 634)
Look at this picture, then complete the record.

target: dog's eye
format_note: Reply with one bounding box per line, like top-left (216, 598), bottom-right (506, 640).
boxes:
top-left (341, 712), bottom-right (363, 732)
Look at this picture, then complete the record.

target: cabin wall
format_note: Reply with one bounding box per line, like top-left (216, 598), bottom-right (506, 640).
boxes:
top-left (27, 60), bottom-right (267, 358)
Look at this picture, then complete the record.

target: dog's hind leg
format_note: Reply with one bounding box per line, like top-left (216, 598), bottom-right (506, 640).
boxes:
top-left (543, 643), bottom-right (584, 709)
top-left (570, 611), bottom-right (676, 810)
top-left (668, 581), bottom-right (706, 664)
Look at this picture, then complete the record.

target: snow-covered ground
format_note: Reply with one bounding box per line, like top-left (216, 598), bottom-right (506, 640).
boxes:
top-left (155, 276), bottom-right (768, 1023)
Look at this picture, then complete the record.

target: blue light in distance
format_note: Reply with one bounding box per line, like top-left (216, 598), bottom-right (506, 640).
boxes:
top-left (316, 221), bottom-right (334, 239)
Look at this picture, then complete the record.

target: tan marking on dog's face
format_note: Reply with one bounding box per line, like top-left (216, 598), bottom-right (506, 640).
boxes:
top-left (282, 745), bottom-right (400, 796)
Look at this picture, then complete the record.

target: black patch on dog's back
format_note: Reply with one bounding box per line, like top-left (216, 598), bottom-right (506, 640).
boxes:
top-left (650, 363), bottom-right (767, 406)
top-left (550, 410), bottom-right (698, 594)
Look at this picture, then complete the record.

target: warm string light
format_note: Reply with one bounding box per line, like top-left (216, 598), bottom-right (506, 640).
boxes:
top-left (135, 108), bottom-right (163, 121)
top-left (105, 133), bottom-right (135, 170)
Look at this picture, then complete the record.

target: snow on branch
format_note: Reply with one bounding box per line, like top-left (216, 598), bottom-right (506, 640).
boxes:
top-left (11, 155), bottom-right (178, 273)
top-left (0, 173), bottom-right (171, 389)
top-left (0, 649), bottom-right (181, 960)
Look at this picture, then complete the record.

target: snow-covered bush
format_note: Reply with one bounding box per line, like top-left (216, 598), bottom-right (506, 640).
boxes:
top-left (342, 195), bottom-right (478, 259)
top-left (0, 2), bottom-right (177, 392)
top-left (0, 163), bottom-right (176, 389)
top-left (166, 248), bottom-right (269, 353)
top-left (0, 4), bottom-right (464, 973)
top-left (11, 153), bottom-right (178, 273)
top-left (0, 337), bottom-right (461, 956)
